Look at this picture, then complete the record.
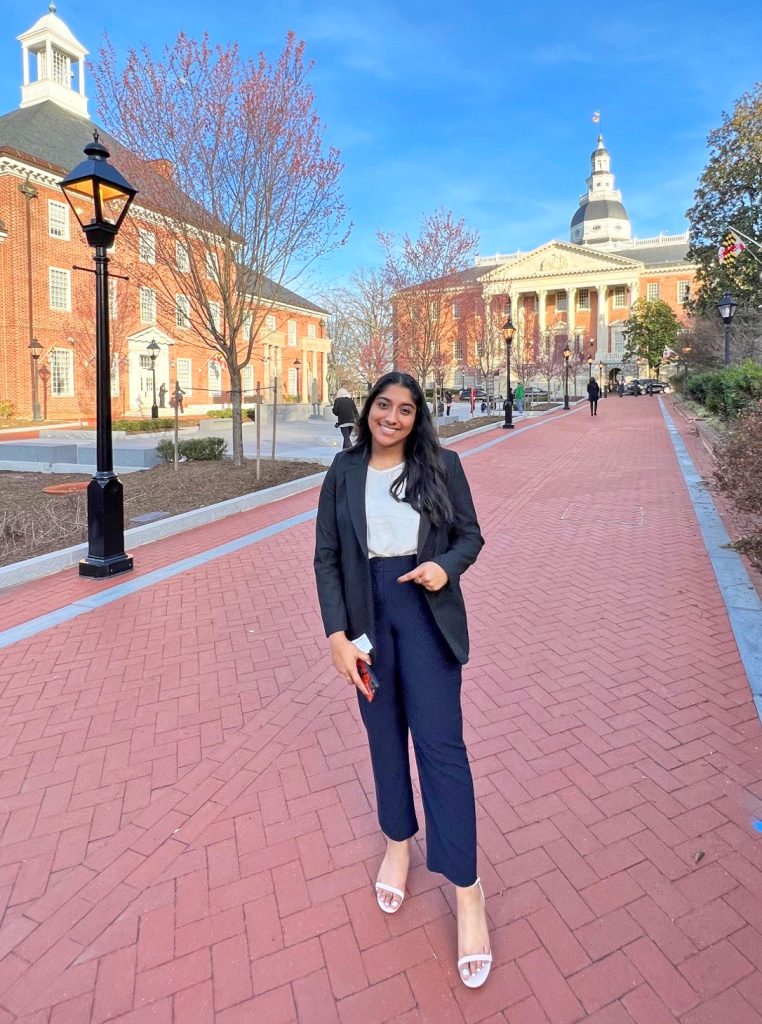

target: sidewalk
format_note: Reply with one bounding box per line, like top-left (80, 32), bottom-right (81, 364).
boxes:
top-left (0, 396), bottom-right (761, 1023)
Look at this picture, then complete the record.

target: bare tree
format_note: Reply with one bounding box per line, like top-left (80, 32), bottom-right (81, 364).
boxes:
top-left (380, 209), bottom-right (478, 403)
top-left (95, 32), bottom-right (348, 464)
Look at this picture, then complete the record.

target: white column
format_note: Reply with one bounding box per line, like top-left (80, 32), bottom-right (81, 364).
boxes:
top-left (538, 290), bottom-right (547, 336)
top-left (22, 46), bottom-right (29, 86)
top-left (597, 284), bottom-right (609, 357)
top-left (321, 351), bottom-right (328, 405)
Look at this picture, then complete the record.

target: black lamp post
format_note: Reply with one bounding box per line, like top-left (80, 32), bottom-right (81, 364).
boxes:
top-left (28, 338), bottom-right (43, 421)
top-left (60, 132), bottom-right (137, 579)
top-left (147, 339), bottom-right (160, 419)
top-left (587, 355), bottom-right (594, 379)
top-left (563, 345), bottom-right (571, 410)
top-left (501, 316), bottom-right (515, 429)
top-left (294, 358), bottom-right (302, 400)
top-left (716, 291), bottom-right (737, 366)
top-left (598, 360), bottom-right (605, 392)
top-left (682, 345), bottom-right (691, 380)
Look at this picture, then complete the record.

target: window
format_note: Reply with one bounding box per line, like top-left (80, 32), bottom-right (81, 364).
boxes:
top-left (51, 49), bottom-right (69, 86)
top-left (208, 360), bottom-right (222, 396)
top-left (556, 292), bottom-right (567, 312)
top-left (647, 282), bottom-right (660, 300)
top-left (677, 281), bottom-right (691, 304)
top-left (139, 229), bottom-right (156, 264)
top-left (208, 300), bottom-right (222, 333)
top-left (288, 366), bottom-right (298, 394)
top-left (49, 349), bottom-right (74, 396)
top-left (205, 251), bottom-right (218, 280)
top-left (175, 294), bottom-right (191, 330)
top-left (48, 200), bottom-right (69, 240)
top-left (452, 302), bottom-right (462, 319)
top-left (307, 323), bottom-right (316, 338)
top-left (266, 314), bottom-right (277, 331)
top-left (287, 320), bottom-right (297, 346)
top-left (242, 365), bottom-right (254, 396)
top-left (612, 285), bottom-right (627, 309)
top-left (108, 277), bottom-right (118, 320)
top-left (140, 286), bottom-right (157, 324)
top-left (453, 338), bottom-right (464, 361)
top-left (429, 301), bottom-right (440, 322)
top-left (110, 355), bottom-right (120, 398)
top-left (176, 241), bottom-right (190, 273)
top-left (242, 312), bottom-right (253, 338)
top-left (49, 268), bottom-right (71, 311)
top-left (176, 357), bottom-right (192, 395)
top-left (577, 288), bottom-right (590, 310)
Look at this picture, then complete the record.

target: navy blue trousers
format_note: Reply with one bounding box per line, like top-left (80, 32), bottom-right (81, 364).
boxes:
top-left (358, 555), bottom-right (477, 887)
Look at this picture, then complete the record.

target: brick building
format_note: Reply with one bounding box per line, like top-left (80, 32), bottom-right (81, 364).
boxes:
top-left (396, 136), bottom-right (696, 394)
top-left (0, 6), bottom-right (330, 421)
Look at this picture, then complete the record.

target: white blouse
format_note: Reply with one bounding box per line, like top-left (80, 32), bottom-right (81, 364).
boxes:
top-left (365, 463), bottom-right (420, 558)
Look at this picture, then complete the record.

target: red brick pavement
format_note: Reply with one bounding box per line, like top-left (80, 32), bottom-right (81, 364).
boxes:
top-left (1, 396), bottom-right (761, 1023)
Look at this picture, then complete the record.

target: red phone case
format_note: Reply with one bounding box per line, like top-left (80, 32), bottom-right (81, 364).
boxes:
top-left (357, 660), bottom-right (379, 701)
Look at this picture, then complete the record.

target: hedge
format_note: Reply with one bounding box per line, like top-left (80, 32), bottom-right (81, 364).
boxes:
top-left (113, 418), bottom-right (176, 432)
top-left (684, 361), bottom-right (762, 420)
top-left (155, 437), bottom-right (227, 462)
top-left (205, 408), bottom-right (257, 420)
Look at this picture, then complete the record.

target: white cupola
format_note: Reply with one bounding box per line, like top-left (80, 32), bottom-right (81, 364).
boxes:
top-left (570, 134), bottom-right (632, 247)
top-left (17, 3), bottom-right (89, 118)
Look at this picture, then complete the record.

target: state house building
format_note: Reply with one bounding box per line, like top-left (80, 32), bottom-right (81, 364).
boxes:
top-left (441, 135), bottom-right (695, 391)
top-left (0, 6), bottom-right (330, 421)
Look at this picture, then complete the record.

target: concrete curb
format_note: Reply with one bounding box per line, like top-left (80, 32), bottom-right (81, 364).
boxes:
top-left (0, 471), bottom-right (326, 592)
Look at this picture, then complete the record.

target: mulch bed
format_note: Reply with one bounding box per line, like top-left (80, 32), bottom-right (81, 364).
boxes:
top-left (0, 458), bottom-right (325, 567)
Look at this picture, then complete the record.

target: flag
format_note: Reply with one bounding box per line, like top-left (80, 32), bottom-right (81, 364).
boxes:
top-left (718, 230), bottom-right (746, 264)
top-left (592, 111), bottom-right (600, 123)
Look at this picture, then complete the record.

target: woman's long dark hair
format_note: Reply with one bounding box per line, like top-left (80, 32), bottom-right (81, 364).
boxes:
top-left (353, 372), bottom-right (453, 529)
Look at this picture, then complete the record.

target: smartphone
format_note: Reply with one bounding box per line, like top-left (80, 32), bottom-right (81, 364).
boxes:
top-left (357, 660), bottom-right (380, 702)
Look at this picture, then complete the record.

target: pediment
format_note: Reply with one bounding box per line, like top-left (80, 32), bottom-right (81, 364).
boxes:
top-left (485, 241), bottom-right (641, 283)
top-left (128, 327), bottom-right (176, 347)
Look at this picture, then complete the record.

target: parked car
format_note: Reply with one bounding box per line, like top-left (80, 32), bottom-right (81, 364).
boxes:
top-left (524, 386), bottom-right (549, 400)
top-left (458, 388), bottom-right (488, 402)
top-left (623, 381), bottom-right (644, 395)
top-left (636, 379), bottom-right (672, 394)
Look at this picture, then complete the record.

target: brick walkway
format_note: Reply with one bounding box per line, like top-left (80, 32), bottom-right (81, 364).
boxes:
top-left (1, 396), bottom-right (760, 1023)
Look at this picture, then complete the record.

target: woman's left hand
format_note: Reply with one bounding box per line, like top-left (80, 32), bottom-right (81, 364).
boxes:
top-left (397, 561), bottom-right (449, 592)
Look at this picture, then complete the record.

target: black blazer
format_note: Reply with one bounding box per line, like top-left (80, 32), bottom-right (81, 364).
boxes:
top-left (314, 445), bottom-right (484, 664)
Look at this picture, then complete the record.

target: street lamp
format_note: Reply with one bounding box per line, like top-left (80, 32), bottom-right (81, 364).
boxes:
top-left (146, 339), bottom-right (160, 419)
top-left (501, 316), bottom-right (515, 429)
top-left (716, 291), bottom-right (737, 366)
top-left (682, 345), bottom-right (691, 380)
top-left (587, 355), bottom-right (594, 378)
top-left (28, 338), bottom-right (42, 421)
top-left (294, 358), bottom-right (302, 400)
top-left (598, 360), bottom-right (605, 393)
top-left (60, 132), bottom-right (137, 579)
top-left (563, 345), bottom-right (571, 410)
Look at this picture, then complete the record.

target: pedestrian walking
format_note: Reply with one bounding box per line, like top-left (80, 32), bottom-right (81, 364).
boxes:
top-left (135, 393), bottom-right (145, 418)
top-left (445, 390), bottom-right (453, 416)
top-left (618, 379), bottom-right (625, 397)
top-left (514, 381), bottom-right (524, 414)
top-left (311, 378), bottom-right (321, 417)
top-left (158, 383), bottom-right (167, 409)
top-left (314, 371), bottom-right (491, 989)
top-left (332, 387), bottom-right (359, 449)
top-left (587, 377), bottom-right (600, 416)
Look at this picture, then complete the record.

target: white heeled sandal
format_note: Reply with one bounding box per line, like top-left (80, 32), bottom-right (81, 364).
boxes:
top-left (457, 877), bottom-right (492, 989)
top-left (375, 882), bottom-right (405, 914)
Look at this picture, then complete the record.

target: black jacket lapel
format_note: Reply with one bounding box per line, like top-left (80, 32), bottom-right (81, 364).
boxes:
top-left (345, 454), bottom-right (369, 557)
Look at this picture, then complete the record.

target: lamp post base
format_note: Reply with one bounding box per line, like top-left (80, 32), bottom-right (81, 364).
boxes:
top-left (502, 418), bottom-right (514, 430)
top-left (79, 474), bottom-right (134, 579)
top-left (151, 405), bottom-right (159, 419)
top-left (563, 397), bottom-right (570, 410)
top-left (79, 552), bottom-right (134, 578)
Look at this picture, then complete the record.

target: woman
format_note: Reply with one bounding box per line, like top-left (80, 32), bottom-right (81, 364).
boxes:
top-left (314, 371), bottom-right (491, 988)
top-left (587, 377), bottom-right (600, 416)
top-left (332, 388), bottom-right (359, 449)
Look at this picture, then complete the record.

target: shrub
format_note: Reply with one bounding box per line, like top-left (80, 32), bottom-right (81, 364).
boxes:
top-left (155, 437), bottom-right (227, 462)
top-left (684, 361), bottom-right (762, 420)
top-left (714, 399), bottom-right (762, 568)
top-left (0, 399), bottom-right (15, 418)
top-left (113, 418), bottom-right (176, 432)
top-left (205, 408), bottom-right (257, 420)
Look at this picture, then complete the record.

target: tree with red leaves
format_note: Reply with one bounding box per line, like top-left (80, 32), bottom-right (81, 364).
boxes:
top-left (95, 32), bottom-right (348, 464)
top-left (379, 209), bottom-right (478, 401)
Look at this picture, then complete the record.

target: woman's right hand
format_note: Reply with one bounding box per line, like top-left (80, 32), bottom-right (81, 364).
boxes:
top-left (328, 632), bottom-right (371, 693)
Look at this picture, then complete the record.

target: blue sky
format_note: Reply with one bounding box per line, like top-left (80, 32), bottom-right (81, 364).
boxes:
top-left (3, 0), bottom-right (762, 290)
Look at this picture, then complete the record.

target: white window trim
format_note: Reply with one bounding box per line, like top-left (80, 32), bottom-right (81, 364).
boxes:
top-left (140, 286), bottom-right (157, 324)
top-left (176, 241), bottom-right (190, 273)
top-left (208, 360), bottom-right (223, 396)
top-left (48, 200), bottom-right (69, 240)
top-left (139, 228), bottom-right (156, 265)
top-left (175, 294), bottom-right (191, 330)
top-left (577, 289), bottom-right (590, 311)
top-left (287, 320), bottom-right (297, 346)
top-left (49, 267), bottom-right (71, 312)
top-left (49, 348), bottom-right (74, 397)
top-left (612, 286), bottom-right (627, 309)
top-left (241, 365), bottom-right (254, 395)
top-left (647, 283), bottom-right (660, 301)
top-left (307, 323), bottom-right (316, 338)
top-left (556, 292), bottom-right (568, 312)
top-left (677, 280), bottom-right (690, 303)
top-left (176, 357), bottom-right (192, 396)
top-left (266, 314), bottom-right (277, 331)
